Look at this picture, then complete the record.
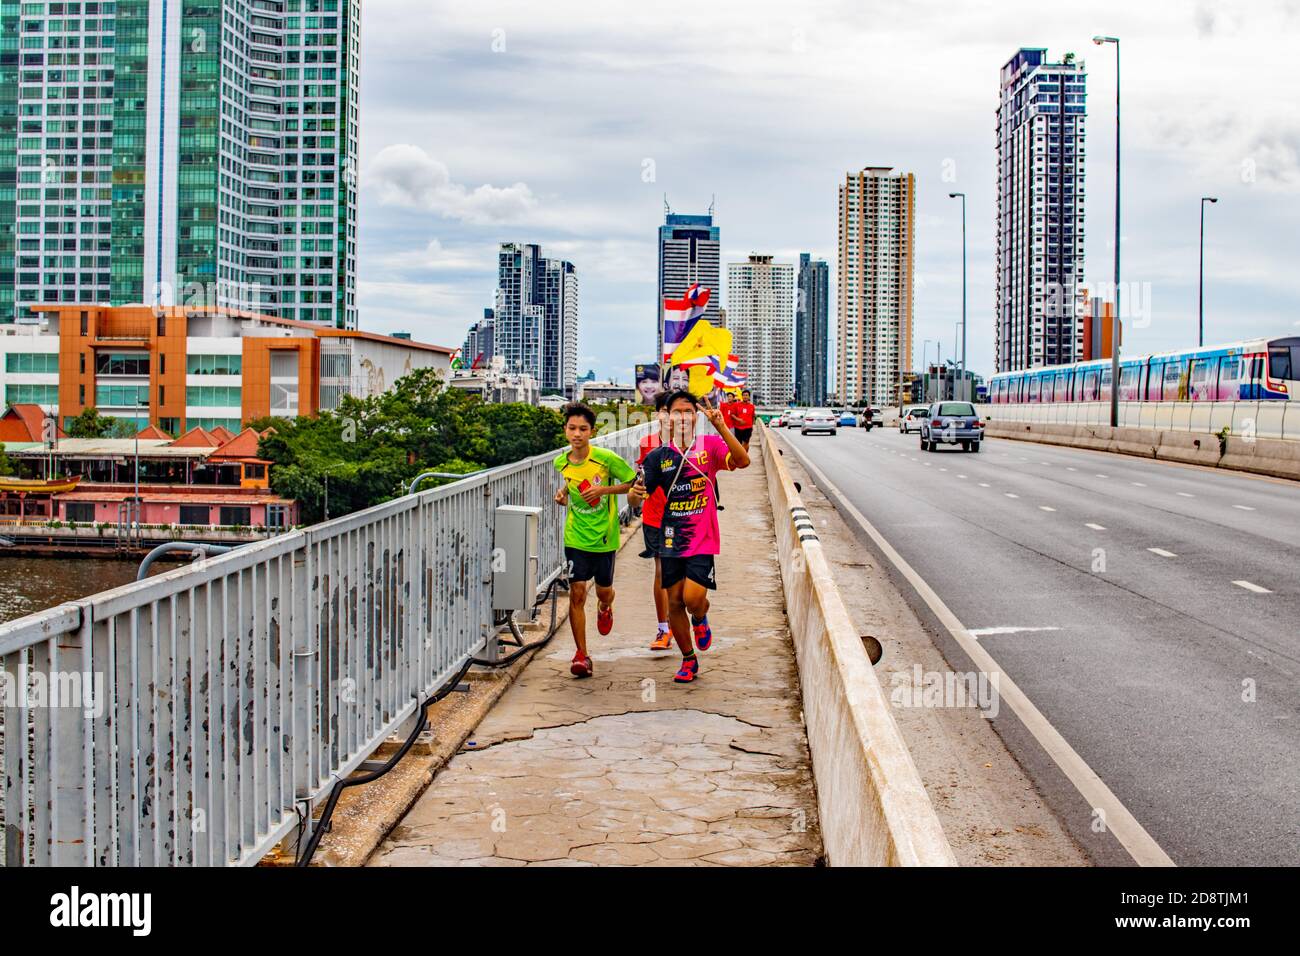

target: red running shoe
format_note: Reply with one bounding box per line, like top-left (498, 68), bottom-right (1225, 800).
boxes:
top-left (673, 656), bottom-right (699, 683)
top-left (692, 617), bottom-right (713, 651)
top-left (597, 603), bottom-right (614, 635)
top-left (570, 653), bottom-right (593, 678)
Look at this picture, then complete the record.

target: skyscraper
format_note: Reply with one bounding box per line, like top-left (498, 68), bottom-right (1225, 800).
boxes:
top-left (727, 254), bottom-right (794, 405)
top-left (0, 1), bottom-right (361, 327)
top-left (996, 48), bottom-right (1086, 372)
top-left (837, 167), bottom-right (914, 407)
top-left (795, 253), bottom-right (829, 406)
top-left (657, 204), bottom-right (720, 359)
top-left (495, 243), bottom-right (578, 396)
top-left (462, 309), bottom-right (495, 368)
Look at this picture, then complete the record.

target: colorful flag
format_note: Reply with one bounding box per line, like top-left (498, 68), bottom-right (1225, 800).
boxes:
top-left (661, 284), bottom-right (711, 362)
top-left (670, 320), bottom-right (732, 373)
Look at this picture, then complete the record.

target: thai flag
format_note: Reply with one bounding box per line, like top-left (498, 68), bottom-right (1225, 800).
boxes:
top-left (661, 284), bottom-right (711, 362)
top-left (677, 353), bottom-right (738, 370)
top-left (713, 365), bottom-right (748, 387)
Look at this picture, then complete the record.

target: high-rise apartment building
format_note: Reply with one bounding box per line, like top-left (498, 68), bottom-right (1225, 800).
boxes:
top-left (462, 309), bottom-right (495, 368)
top-left (0, 0), bottom-right (360, 328)
top-left (795, 253), bottom-right (829, 406)
top-left (657, 205), bottom-right (720, 359)
top-left (996, 47), bottom-right (1086, 372)
top-left (494, 243), bottom-right (578, 396)
top-left (726, 254), bottom-right (794, 405)
top-left (837, 167), bottom-right (914, 407)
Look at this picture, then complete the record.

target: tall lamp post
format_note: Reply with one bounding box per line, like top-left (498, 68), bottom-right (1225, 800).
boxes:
top-left (1199, 196), bottom-right (1218, 347)
top-left (948, 192), bottom-right (967, 401)
top-left (1093, 35), bottom-right (1120, 426)
top-left (922, 339), bottom-right (932, 402)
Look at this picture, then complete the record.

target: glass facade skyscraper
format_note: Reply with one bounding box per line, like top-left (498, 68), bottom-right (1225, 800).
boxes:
top-left (795, 252), bottom-right (828, 406)
top-left (0, 0), bottom-right (360, 328)
top-left (657, 207), bottom-right (719, 360)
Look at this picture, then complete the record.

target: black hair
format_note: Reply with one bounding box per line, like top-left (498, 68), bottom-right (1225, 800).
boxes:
top-left (664, 389), bottom-right (698, 410)
top-left (636, 365), bottom-right (660, 384)
top-left (562, 402), bottom-right (597, 427)
top-left (654, 389), bottom-right (672, 411)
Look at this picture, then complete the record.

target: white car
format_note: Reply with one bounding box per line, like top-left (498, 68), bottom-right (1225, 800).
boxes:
top-left (899, 404), bottom-right (930, 434)
top-left (801, 408), bottom-right (838, 435)
top-left (786, 408), bottom-right (806, 429)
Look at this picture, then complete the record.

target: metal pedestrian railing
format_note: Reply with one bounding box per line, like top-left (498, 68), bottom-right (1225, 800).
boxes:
top-left (0, 423), bottom-right (651, 866)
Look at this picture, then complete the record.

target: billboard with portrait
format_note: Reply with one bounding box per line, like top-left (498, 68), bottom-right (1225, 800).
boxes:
top-left (635, 363), bottom-right (662, 404)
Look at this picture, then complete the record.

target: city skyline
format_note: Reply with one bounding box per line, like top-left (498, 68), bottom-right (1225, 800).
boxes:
top-left (358, 1), bottom-right (1299, 386)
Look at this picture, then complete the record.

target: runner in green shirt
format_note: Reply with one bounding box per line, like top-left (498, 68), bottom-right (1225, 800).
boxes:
top-left (552, 403), bottom-right (636, 677)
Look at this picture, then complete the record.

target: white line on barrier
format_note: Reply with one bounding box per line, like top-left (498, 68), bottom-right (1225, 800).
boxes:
top-left (782, 440), bottom-right (1176, 868)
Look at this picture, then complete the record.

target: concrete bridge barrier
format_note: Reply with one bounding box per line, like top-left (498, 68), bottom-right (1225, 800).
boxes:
top-left (762, 425), bottom-right (956, 867)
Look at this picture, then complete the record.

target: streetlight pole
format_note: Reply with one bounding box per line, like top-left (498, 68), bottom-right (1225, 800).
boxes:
top-left (922, 339), bottom-right (932, 401)
top-left (949, 192), bottom-right (967, 401)
top-left (1093, 35), bottom-right (1120, 426)
top-left (1199, 196), bottom-right (1218, 347)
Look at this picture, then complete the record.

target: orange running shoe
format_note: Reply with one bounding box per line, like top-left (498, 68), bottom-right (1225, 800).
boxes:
top-left (650, 629), bottom-right (674, 650)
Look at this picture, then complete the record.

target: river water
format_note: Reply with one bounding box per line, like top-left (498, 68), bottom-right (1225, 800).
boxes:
top-left (0, 555), bottom-right (143, 626)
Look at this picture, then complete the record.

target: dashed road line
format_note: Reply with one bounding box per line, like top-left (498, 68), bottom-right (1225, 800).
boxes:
top-left (1233, 580), bottom-right (1272, 594)
top-left (1039, 506), bottom-right (1057, 512)
top-left (1085, 523), bottom-right (1106, 531)
top-left (1233, 505), bottom-right (1256, 511)
top-left (1177, 492), bottom-right (1195, 498)
top-left (1148, 548), bottom-right (1178, 558)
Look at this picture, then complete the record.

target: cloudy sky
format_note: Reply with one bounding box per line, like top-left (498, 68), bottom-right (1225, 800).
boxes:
top-left (356, 0), bottom-right (1300, 384)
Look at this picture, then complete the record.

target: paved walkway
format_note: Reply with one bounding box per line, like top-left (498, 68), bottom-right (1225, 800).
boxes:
top-left (371, 442), bottom-right (823, 866)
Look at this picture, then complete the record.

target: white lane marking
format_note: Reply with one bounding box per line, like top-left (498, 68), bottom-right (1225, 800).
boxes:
top-left (1085, 523), bottom-right (1107, 531)
top-left (1177, 492), bottom-right (1195, 498)
top-left (979, 482), bottom-right (991, 488)
top-left (1096, 474), bottom-right (1109, 479)
top-left (1039, 506), bottom-right (1057, 512)
top-left (1131, 482), bottom-right (1147, 487)
top-left (1233, 580), bottom-right (1272, 594)
top-left (1067, 467), bottom-right (1077, 471)
top-left (780, 438), bottom-right (1174, 868)
top-left (939, 467), bottom-right (948, 472)
top-left (958, 474), bottom-right (967, 479)
top-left (1233, 505), bottom-right (1256, 511)
top-left (968, 626), bottom-right (1062, 639)
top-left (1148, 548), bottom-right (1178, 558)
top-left (1004, 493), bottom-right (1020, 498)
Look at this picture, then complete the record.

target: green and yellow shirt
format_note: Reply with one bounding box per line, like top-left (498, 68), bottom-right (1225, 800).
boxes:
top-left (553, 445), bottom-right (636, 552)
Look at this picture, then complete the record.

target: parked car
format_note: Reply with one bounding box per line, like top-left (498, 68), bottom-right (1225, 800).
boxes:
top-left (899, 404), bottom-right (930, 434)
top-left (919, 401), bottom-right (984, 452)
top-left (802, 408), bottom-right (838, 435)
top-left (786, 408), bottom-right (807, 429)
top-left (838, 411), bottom-right (859, 427)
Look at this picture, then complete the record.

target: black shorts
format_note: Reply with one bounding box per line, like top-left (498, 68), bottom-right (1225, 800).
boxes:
top-left (639, 523), bottom-right (662, 559)
top-left (565, 547), bottom-right (615, 587)
top-left (659, 554), bottom-right (716, 590)
top-left (733, 427), bottom-right (753, 444)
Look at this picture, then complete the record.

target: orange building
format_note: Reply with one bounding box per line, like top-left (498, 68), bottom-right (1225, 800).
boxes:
top-left (0, 305), bottom-right (454, 437)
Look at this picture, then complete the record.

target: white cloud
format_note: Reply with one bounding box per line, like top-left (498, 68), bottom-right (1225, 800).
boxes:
top-left (364, 144), bottom-right (539, 224)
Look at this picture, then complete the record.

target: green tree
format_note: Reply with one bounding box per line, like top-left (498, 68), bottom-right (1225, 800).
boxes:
top-left (64, 407), bottom-right (118, 439)
top-left (0, 442), bottom-right (12, 477)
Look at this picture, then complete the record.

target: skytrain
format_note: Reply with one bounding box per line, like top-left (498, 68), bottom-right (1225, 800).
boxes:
top-left (987, 337), bottom-right (1300, 405)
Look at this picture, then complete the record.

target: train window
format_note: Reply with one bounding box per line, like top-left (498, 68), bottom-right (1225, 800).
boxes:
top-left (1119, 367), bottom-right (1138, 400)
top-left (1270, 346), bottom-right (1294, 381)
top-left (1084, 371), bottom-right (1099, 401)
top-left (1146, 363), bottom-right (1162, 401)
top-left (1054, 372), bottom-right (1067, 402)
top-left (1100, 366), bottom-right (1113, 402)
top-left (1029, 376), bottom-right (1041, 403)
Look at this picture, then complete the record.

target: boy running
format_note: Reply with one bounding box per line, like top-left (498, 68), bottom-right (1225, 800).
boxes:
top-left (636, 391), bottom-right (673, 650)
top-left (553, 402), bottom-right (637, 678)
top-left (630, 390), bottom-right (750, 684)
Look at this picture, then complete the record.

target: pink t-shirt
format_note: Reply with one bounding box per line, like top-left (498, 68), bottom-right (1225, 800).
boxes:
top-left (641, 434), bottom-right (733, 557)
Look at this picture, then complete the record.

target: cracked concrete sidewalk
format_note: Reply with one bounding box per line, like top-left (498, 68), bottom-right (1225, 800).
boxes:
top-left (370, 442), bottom-right (824, 866)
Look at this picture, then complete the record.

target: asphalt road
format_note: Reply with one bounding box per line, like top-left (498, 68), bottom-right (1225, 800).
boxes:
top-left (781, 423), bottom-right (1300, 866)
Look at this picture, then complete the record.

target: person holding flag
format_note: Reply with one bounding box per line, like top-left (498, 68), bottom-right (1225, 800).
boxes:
top-left (630, 390), bottom-right (750, 685)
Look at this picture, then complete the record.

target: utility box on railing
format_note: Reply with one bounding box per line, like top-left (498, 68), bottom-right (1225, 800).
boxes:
top-left (492, 505), bottom-right (541, 611)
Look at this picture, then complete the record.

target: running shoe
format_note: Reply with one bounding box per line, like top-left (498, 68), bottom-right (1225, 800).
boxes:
top-left (650, 629), bottom-right (674, 651)
top-left (597, 603), bottom-right (614, 635)
top-left (692, 617), bottom-right (713, 652)
top-left (673, 656), bottom-right (699, 683)
top-left (570, 653), bottom-right (593, 678)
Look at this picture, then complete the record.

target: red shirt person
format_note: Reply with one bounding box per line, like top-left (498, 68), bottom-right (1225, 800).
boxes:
top-left (720, 390), bottom-right (757, 448)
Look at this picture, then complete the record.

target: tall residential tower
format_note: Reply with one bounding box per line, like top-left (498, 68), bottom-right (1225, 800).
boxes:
top-left (795, 253), bottom-right (829, 406)
top-left (996, 48), bottom-right (1086, 372)
top-left (494, 243), bottom-right (578, 396)
top-left (837, 167), bottom-right (914, 407)
top-left (0, 0), bottom-right (361, 327)
top-left (657, 204), bottom-right (720, 359)
top-left (727, 254), bottom-right (794, 406)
